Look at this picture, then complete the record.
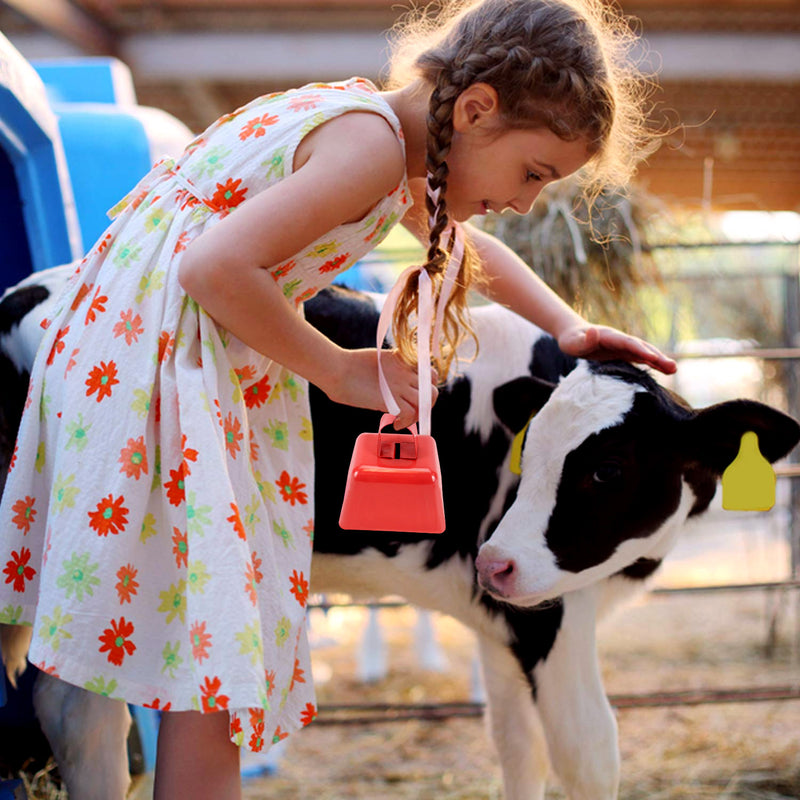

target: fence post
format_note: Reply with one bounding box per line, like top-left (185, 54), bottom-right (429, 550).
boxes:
top-left (783, 261), bottom-right (800, 666)
top-left (784, 268), bottom-right (800, 579)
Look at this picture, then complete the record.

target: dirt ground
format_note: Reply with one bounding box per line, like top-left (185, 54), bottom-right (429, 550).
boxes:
top-left (233, 589), bottom-right (800, 800)
top-left (237, 507), bottom-right (800, 800)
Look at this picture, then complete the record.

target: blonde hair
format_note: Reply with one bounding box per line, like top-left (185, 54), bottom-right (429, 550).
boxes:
top-left (386, 0), bottom-right (660, 377)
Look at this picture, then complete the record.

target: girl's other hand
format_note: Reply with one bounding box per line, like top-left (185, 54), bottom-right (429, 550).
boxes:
top-left (558, 324), bottom-right (677, 375)
top-left (327, 348), bottom-right (439, 430)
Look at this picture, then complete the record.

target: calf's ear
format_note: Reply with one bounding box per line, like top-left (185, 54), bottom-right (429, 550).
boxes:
top-left (685, 399), bottom-right (800, 475)
top-left (493, 376), bottom-right (556, 433)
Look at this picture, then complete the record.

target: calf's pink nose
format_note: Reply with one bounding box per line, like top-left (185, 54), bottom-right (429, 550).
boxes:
top-left (477, 557), bottom-right (516, 595)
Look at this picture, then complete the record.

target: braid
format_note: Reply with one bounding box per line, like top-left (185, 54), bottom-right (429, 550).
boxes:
top-left (392, 69), bottom-right (485, 379)
top-left (424, 79), bottom-right (458, 275)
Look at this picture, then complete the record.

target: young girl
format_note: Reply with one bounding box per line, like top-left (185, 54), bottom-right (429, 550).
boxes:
top-left (0, 0), bottom-right (675, 796)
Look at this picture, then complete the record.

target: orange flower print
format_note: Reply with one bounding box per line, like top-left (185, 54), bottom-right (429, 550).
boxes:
top-left (300, 702), bottom-right (317, 727)
top-left (210, 178), bottom-right (247, 213)
top-left (119, 436), bottom-right (148, 479)
top-left (264, 669), bottom-right (276, 699)
top-left (165, 463), bottom-right (189, 507)
top-left (287, 94), bottom-right (321, 112)
top-left (113, 309), bottom-right (144, 345)
top-left (230, 714), bottom-right (242, 739)
top-left (174, 231), bottom-right (192, 253)
top-left (172, 527), bottom-right (189, 568)
top-left (235, 365), bottom-right (256, 383)
top-left (365, 216), bottom-right (387, 243)
top-left (65, 348), bottom-right (79, 377)
top-left (96, 233), bottom-right (113, 253)
top-left (318, 253), bottom-right (349, 273)
top-left (85, 286), bottom-right (108, 325)
top-left (70, 282), bottom-right (92, 311)
top-left (290, 657), bottom-right (306, 691)
top-left (289, 569), bottom-right (309, 608)
top-left (181, 434), bottom-right (199, 475)
top-left (144, 698), bottom-right (172, 712)
top-left (3, 547), bottom-right (35, 592)
top-left (276, 471), bottom-right (308, 506)
top-left (157, 331), bottom-right (175, 364)
top-left (223, 413), bottom-right (244, 459)
top-left (249, 708), bottom-right (265, 729)
top-left (115, 563), bottom-right (139, 604)
top-left (294, 287), bottom-right (317, 308)
top-left (11, 496), bottom-right (36, 534)
top-left (239, 113), bottom-right (278, 140)
top-left (249, 720), bottom-right (266, 752)
top-left (244, 551), bottom-right (263, 606)
top-left (249, 429), bottom-right (259, 464)
top-left (47, 326), bottom-right (70, 365)
top-left (176, 189), bottom-right (200, 212)
top-left (272, 726), bottom-right (289, 745)
top-left (98, 616), bottom-right (136, 666)
top-left (243, 374), bottom-right (271, 409)
top-left (85, 360), bottom-right (119, 402)
top-left (190, 620), bottom-right (212, 663)
top-left (88, 494), bottom-right (129, 537)
top-left (200, 675), bottom-right (229, 712)
top-left (270, 259), bottom-right (295, 281)
top-left (227, 503), bottom-right (246, 541)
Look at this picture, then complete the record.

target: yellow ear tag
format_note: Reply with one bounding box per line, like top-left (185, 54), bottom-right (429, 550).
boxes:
top-left (509, 416), bottom-right (534, 475)
top-left (721, 431), bottom-right (776, 512)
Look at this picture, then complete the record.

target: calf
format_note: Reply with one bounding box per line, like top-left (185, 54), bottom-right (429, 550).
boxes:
top-left (1, 266), bottom-right (798, 800)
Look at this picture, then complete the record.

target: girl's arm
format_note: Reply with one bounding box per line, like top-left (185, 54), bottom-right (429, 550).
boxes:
top-left (178, 111), bottom-right (432, 428)
top-left (465, 223), bottom-right (677, 374)
top-left (400, 180), bottom-right (674, 375)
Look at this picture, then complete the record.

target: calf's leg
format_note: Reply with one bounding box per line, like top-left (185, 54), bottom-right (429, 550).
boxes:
top-left (477, 634), bottom-right (550, 800)
top-left (532, 587), bottom-right (619, 800)
top-left (33, 671), bottom-right (131, 800)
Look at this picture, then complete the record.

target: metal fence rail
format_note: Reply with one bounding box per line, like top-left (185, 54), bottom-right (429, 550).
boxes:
top-left (315, 686), bottom-right (800, 726)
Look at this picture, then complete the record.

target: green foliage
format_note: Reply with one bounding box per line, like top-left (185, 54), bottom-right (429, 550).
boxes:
top-left (476, 179), bottom-right (665, 336)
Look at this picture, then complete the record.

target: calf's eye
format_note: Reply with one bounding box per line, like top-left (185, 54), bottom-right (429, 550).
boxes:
top-left (593, 463), bottom-right (622, 484)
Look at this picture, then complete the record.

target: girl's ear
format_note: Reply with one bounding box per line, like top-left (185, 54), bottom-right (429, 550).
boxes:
top-left (453, 83), bottom-right (501, 132)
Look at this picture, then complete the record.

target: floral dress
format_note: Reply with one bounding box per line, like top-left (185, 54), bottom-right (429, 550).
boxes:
top-left (0, 77), bottom-right (409, 752)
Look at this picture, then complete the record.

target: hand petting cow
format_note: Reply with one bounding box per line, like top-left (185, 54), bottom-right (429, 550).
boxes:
top-left (2, 265), bottom-right (798, 800)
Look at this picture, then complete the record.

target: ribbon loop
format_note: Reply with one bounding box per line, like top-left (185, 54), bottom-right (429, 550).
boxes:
top-left (376, 225), bottom-right (464, 435)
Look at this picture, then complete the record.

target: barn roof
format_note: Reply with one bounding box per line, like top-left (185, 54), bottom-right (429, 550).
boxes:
top-left (3, 0), bottom-right (798, 211)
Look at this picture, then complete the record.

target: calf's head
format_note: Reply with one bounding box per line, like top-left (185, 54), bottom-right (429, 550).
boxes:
top-left (476, 360), bottom-right (800, 606)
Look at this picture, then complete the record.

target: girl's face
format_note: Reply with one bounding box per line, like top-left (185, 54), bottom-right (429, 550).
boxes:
top-left (444, 85), bottom-right (593, 221)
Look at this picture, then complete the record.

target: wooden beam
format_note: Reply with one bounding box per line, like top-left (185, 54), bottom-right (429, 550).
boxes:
top-left (81, 0), bottom-right (800, 7)
top-left (82, 0), bottom-right (400, 7)
top-left (2, 0), bottom-right (117, 55)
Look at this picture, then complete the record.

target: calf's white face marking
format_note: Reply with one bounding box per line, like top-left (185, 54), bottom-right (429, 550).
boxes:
top-left (476, 363), bottom-right (689, 606)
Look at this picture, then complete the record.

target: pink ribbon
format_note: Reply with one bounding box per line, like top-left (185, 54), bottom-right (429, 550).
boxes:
top-left (376, 225), bottom-right (464, 436)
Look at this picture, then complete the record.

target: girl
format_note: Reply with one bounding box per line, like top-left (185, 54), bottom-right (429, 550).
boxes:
top-left (0, 0), bottom-right (675, 796)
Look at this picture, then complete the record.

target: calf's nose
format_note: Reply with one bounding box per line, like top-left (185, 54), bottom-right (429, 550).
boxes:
top-left (476, 554), bottom-right (517, 596)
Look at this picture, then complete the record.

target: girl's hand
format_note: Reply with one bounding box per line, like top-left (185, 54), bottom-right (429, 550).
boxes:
top-left (327, 348), bottom-right (439, 430)
top-left (558, 324), bottom-right (677, 375)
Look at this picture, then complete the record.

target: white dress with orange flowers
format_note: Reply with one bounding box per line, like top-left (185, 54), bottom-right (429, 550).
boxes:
top-left (0, 78), bottom-right (409, 752)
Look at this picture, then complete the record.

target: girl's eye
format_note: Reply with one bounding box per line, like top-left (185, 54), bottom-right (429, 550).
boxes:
top-left (526, 170), bottom-right (543, 182)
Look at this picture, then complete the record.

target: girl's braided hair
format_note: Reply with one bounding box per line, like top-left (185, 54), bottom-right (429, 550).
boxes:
top-left (386, 0), bottom-right (659, 378)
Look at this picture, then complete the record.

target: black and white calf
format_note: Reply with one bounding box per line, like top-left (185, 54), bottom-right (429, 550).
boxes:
top-left (1, 266), bottom-right (798, 800)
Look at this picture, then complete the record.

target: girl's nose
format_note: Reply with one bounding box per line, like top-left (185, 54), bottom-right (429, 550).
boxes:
top-left (509, 185), bottom-right (544, 216)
